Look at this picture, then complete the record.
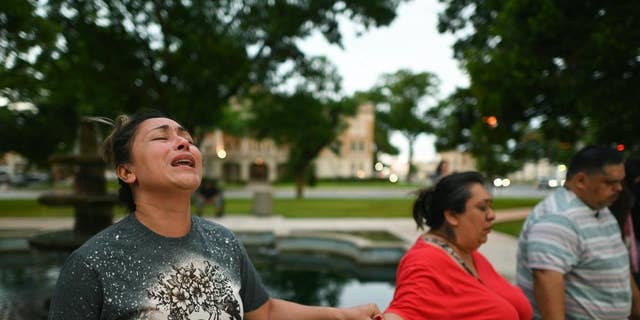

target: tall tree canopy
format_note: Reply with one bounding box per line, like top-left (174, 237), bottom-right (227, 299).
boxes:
top-left (436, 0), bottom-right (640, 168)
top-left (366, 69), bottom-right (439, 182)
top-left (0, 0), bottom-right (406, 165)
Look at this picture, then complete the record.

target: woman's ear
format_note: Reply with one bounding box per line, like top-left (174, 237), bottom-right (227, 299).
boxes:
top-left (444, 210), bottom-right (459, 227)
top-left (116, 164), bottom-right (136, 184)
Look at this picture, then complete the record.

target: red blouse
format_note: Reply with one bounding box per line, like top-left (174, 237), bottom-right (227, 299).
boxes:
top-left (386, 238), bottom-right (532, 320)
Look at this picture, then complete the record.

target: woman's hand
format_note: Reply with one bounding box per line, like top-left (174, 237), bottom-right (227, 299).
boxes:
top-left (245, 298), bottom-right (381, 320)
top-left (338, 303), bottom-right (381, 320)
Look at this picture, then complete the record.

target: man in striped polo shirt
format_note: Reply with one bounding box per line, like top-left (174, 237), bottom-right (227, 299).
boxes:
top-left (516, 145), bottom-right (640, 319)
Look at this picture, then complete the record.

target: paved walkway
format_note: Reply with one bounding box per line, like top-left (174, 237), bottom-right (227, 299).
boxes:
top-left (0, 208), bottom-right (530, 281)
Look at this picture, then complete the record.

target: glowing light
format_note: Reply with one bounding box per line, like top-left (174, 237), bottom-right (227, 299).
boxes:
top-left (617, 144), bottom-right (625, 151)
top-left (216, 149), bottom-right (227, 159)
top-left (558, 164), bottom-right (567, 172)
top-left (483, 116), bottom-right (498, 128)
top-left (374, 162), bottom-right (384, 171)
top-left (389, 174), bottom-right (399, 183)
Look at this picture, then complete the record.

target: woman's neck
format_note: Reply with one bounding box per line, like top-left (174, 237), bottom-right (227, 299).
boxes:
top-left (426, 231), bottom-right (473, 258)
top-left (425, 231), bottom-right (478, 277)
top-left (133, 191), bottom-right (192, 237)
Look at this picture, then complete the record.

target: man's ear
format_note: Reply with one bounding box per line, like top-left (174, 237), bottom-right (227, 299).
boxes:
top-left (116, 164), bottom-right (136, 184)
top-left (444, 210), bottom-right (459, 227)
top-left (572, 172), bottom-right (588, 190)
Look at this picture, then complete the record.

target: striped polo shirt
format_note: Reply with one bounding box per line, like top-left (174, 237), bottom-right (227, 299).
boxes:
top-left (516, 187), bottom-right (631, 320)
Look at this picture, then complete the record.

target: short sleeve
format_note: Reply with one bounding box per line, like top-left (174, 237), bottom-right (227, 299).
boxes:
top-left (386, 252), bottom-right (452, 319)
top-left (525, 214), bottom-right (580, 274)
top-left (238, 241), bottom-right (270, 312)
top-left (48, 251), bottom-right (103, 320)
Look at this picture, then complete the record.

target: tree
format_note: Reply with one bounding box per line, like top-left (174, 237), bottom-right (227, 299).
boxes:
top-left (436, 0), bottom-right (640, 166)
top-left (0, 0), bottom-right (408, 164)
top-left (246, 57), bottom-right (357, 199)
top-left (366, 69), bottom-right (439, 182)
top-left (428, 88), bottom-right (540, 177)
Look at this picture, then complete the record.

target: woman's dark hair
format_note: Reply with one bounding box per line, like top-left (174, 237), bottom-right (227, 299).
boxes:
top-left (413, 171), bottom-right (486, 233)
top-left (100, 109), bottom-right (166, 212)
top-left (611, 157), bottom-right (640, 232)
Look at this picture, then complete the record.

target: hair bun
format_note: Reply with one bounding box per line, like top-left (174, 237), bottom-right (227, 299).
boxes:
top-left (413, 188), bottom-right (434, 230)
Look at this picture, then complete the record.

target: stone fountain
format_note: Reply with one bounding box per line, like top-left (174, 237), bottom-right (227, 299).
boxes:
top-left (29, 118), bottom-right (117, 251)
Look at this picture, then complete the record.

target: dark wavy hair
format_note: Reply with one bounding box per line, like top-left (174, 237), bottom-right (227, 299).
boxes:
top-left (413, 171), bottom-right (486, 236)
top-left (100, 109), bottom-right (167, 212)
top-left (610, 157), bottom-right (640, 229)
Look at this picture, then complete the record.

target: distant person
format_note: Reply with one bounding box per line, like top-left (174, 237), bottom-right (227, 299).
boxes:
top-left (383, 171), bottom-right (532, 320)
top-left (610, 157), bottom-right (640, 286)
top-left (430, 159), bottom-right (451, 185)
top-left (49, 110), bottom-right (381, 319)
top-left (196, 178), bottom-right (224, 217)
top-left (516, 145), bottom-right (640, 319)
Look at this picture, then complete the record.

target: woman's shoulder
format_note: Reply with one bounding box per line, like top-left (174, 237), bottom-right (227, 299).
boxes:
top-left (192, 216), bottom-right (240, 241)
top-left (74, 216), bottom-right (133, 251)
top-left (400, 238), bottom-right (452, 267)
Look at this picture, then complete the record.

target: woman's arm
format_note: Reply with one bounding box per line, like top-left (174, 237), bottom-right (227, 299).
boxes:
top-left (244, 297), bottom-right (380, 320)
top-left (382, 312), bottom-right (403, 320)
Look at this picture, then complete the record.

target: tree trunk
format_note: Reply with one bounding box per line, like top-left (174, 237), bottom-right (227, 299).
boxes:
top-left (406, 135), bottom-right (417, 182)
top-left (295, 173), bottom-right (305, 199)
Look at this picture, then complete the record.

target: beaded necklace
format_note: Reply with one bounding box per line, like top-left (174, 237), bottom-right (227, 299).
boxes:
top-left (424, 236), bottom-right (478, 279)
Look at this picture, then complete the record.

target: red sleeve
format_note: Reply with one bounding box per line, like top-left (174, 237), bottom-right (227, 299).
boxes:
top-left (386, 247), bottom-right (454, 319)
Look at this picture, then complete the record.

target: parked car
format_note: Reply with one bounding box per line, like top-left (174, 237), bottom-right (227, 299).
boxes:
top-left (0, 170), bottom-right (9, 184)
top-left (9, 174), bottom-right (27, 187)
top-left (538, 177), bottom-right (563, 190)
top-left (492, 177), bottom-right (511, 188)
top-left (25, 172), bottom-right (50, 184)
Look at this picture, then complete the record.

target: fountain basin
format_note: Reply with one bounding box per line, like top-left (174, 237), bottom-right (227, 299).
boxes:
top-left (0, 230), bottom-right (401, 319)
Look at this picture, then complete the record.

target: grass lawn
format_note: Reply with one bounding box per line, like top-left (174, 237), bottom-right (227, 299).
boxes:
top-left (0, 197), bottom-right (540, 218)
top-left (492, 219), bottom-right (526, 237)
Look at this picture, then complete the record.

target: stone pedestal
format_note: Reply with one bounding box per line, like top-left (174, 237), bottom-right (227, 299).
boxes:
top-left (30, 118), bottom-right (116, 251)
top-left (251, 184), bottom-right (272, 216)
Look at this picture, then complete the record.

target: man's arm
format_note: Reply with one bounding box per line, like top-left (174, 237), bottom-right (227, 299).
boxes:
top-left (533, 269), bottom-right (565, 320)
top-left (245, 298), bottom-right (380, 320)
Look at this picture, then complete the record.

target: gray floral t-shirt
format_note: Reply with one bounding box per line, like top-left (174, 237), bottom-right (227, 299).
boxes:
top-left (49, 214), bottom-right (269, 320)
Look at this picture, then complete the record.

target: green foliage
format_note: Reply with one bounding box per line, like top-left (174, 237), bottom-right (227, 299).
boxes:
top-left (0, 0), bottom-right (407, 164)
top-left (364, 69), bottom-right (440, 181)
top-left (436, 0), bottom-right (640, 167)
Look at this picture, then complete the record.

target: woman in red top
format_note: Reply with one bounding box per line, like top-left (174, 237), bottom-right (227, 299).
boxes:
top-left (383, 172), bottom-right (532, 320)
